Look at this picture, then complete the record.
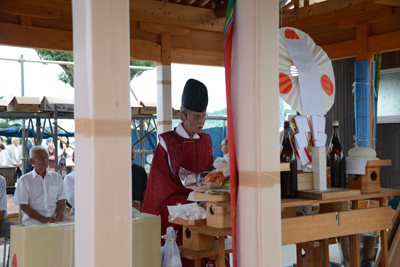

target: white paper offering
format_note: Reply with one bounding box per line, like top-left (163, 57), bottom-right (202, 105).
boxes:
top-left (294, 115), bottom-right (310, 133)
top-left (294, 133), bottom-right (311, 165)
top-left (284, 38), bottom-right (327, 116)
top-left (310, 116), bottom-right (327, 147)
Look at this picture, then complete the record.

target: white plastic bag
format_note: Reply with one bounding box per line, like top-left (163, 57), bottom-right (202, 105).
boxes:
top-left (213, 157), bottom-right (230, 177)
top-left (161, 227), bottom-right (182, 267)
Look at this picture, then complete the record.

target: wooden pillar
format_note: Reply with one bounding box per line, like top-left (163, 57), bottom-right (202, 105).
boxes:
top-left (355, 23), bottom-right (375, 148)
top-left (234, 0), bottom-right (281, 266)
top-left (380, 200), bottom-right (389, 267)
top-left (72, 1), bottom-right (132, 267)
top-left (157, 33), bottom-right (172, 134)
top-left (349, 200), bottom-right (361, 267)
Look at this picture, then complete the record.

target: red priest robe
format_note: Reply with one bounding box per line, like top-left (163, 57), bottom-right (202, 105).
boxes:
top-left (142, 127), bottom-right (213, 246)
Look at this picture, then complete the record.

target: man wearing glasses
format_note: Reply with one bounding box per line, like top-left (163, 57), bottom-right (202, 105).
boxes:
top-left (143, 79), bottom-right (213, 248)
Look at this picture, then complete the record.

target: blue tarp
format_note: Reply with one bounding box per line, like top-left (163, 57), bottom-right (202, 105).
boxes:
top-left (0, 126), bottom-right (73, 138)
top-left (131, 126), bottom-right (227, 166)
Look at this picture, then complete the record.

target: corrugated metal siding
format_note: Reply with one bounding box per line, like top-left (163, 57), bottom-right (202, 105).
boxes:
top-left (325, 51), bottom-right (400, 189)
top-left (326, 57), bottom-right (356, 164)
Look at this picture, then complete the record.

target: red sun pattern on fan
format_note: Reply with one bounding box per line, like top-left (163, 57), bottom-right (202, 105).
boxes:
top-left (285, 29), bottom-right (300, 39)
top-left (279, 72), bottom-right (293, 94)
top-left (321, 75), bottom-right (334, 96)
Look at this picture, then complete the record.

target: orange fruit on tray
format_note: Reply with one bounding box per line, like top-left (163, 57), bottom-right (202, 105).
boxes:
top-left (204, 171), bottom-right (221, 183)
top-left (213, 172), bottom-right (226, 186)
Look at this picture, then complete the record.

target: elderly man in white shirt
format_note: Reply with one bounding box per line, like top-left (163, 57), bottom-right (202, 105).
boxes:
top-left (0, 175), bottom-right (18, 238)
top-left (14, 145), bottom-right (73, 225)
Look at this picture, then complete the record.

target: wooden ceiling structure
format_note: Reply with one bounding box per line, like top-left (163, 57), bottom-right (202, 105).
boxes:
top-left (0, 0), bottom-right (399, 65)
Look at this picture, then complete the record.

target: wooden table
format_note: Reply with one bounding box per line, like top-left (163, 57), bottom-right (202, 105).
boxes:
top-left (281, 188), bottom-right (400, 267)
top-left (179, 225), bottom-right (232, 267)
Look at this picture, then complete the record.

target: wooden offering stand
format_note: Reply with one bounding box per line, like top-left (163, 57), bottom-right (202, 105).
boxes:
top-left (168, 216), bottom-right (212, 251)
top-left (348, 159), bottom-right (392, 193)
top-left (195, 192), bottom-right (232, 229)
top-left (169, 192), bottom-right (232, 267)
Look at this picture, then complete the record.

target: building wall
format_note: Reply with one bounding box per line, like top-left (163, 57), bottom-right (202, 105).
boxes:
top-left (325, 51), bottom-right (400, 189)
top-left (377, 51), bottom-right (400, 189)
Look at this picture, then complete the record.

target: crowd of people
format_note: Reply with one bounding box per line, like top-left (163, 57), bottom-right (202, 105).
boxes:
top-left (0, 134), bottom-right (150, 237)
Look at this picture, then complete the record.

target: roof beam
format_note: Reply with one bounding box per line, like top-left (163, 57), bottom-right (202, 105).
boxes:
top-left (322, 30), bottom-right (400, 60)
top-left (281, 0), bottom-right (375, 25)
top-left (373, 0), bottom-right (400, 6)
top-left (171, 47), bottom-right (223, 66)
top-left (197, 0), bottom-right (211, 7)
top-left (139, 21), bottom-right (190, 36)
top-left (130, 0), bottom-right (224, 32)
top-left (0, 1), bottom-right (62, 19)
top-left (0, 21), bottom-right (224, 66)
top-left (336, 7), bottom-right (393, 28)
top-left (0, 22), bottom-right (72, 51)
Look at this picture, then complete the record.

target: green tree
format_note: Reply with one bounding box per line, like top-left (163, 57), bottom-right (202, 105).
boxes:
top-left (35, 50), bottom-right (156, 88)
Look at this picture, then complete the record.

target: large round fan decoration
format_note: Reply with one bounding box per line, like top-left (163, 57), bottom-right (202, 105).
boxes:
top-left (279, 27), bottom-right (335, 115)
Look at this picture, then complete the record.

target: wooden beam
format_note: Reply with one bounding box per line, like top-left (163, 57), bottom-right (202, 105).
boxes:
top-left (20, 16), bottom-right (32, 26)
top-left (356, 23), bottom-right (371, 60)
top-left (322, 39), bottom-right (356, 60)
top-left (368, 30), bottom-right (400, 53)
top-left (184, 0), bottom-right (196, 5)
top-left (0, 0), bottom-right (72, 11)
top-left (130, 39), bottom-right (161, 62)
top-left (0, 21), bottom-right (223, 65)
top-left (171, 47), bottom-right (223, 66)
top-left (281, 0), bottom-right (371, 23)
top-left (0, 22), bottom-right (72, 51)
top-left (130, 0), bottom-right (224, 32)
top-left (197, 0), bottom-right (211, 7)
top-left (161, 33), bottom-right (172, 65)
top-left (139, 21), bottom-right (190, 36)
top-left (0, 1), bottom-right (62, 19)
top-left (336, 7), bottom-right (393, 28)
top-left (374, 0), bottom-right (400, 6)
top-left (322, 30), bottom-right (400, 60)
top-left (281, 207), bottom-right (393, 245)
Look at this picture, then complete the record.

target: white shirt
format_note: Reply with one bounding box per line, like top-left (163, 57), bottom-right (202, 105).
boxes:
top-left (14, 169), bottom-right (66, 223)
top-left (64, 171), bottom-right (75, 208)
top-left (13, 145), bottom-right (19, 162)
top-left (0, 151), bottom-right (5, 166)
top-left (0, 176), bottom-right (7, 218)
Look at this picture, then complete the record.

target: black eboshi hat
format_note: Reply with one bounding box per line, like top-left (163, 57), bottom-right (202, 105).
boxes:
top-left (181, 79), bottom-right (208, 112)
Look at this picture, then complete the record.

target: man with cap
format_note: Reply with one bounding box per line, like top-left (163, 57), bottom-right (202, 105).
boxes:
top-left (143, 79), bottom-right (213, 247)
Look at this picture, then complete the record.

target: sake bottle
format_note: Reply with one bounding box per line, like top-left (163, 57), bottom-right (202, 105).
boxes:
top-left (327, 121), bottom-right (346, 188)
top-left (280, 121), bottom-right (298, 198)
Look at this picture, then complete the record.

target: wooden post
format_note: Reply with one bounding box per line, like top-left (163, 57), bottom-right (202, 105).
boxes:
top-left (234, 0), bottom-right (281, 266)
top-left (296, 243), bottom-right (303, 267)
top-left (157, 33), bottom-right (173, 134)
top-left (217, 237), bottom-right (225, 267)
top-left (322, 239), bottom-right (329, 267)
top-left (72, 0), bottom-right (132, 266)
top-left (349, 201), bottom-right (361, 267)
top-left (380, 200), bottom-right (389, 267)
